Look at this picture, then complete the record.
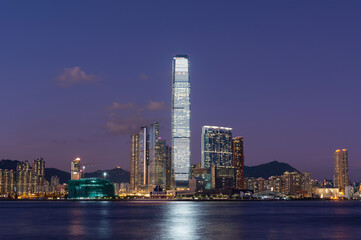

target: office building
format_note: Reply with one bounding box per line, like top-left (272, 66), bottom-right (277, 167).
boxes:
top-left (232, 137), bottom-right (244, 189)
top-left (147, 122), bottom-right (159, 188)
top-left (138, 126), bottom-right (148, 187)
top-left (68, 178), bottom-right (115, 199)
top-left (334, 149), bottom-right (350, 191)
top-left (172, 55), bottom-right (191, 188)
top-left (201, 126), bottom-right (233, 168)
top-left (130, 133), bottom-right (139, 191)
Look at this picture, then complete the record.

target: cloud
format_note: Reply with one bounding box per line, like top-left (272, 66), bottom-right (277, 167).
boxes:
top-left (107, 102), bottom-right (135, 111)
top-left (104, 116), bottom-right (151, 135)
top-left (104, 100), bottom-right (168, 135)
top-left (147, 101), bottom-right (167, 111)
top-left (139, 73), bottom-right (149, 80)
top-left (55, 66), bottom-right (98, 87)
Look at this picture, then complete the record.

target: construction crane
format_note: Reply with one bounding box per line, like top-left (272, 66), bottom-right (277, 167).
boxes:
top-left (79, 163), bottom-right (98, 178)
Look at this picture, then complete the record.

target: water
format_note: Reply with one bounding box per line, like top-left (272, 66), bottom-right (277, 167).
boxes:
top-left (1, 200), bottom-right (360, 239)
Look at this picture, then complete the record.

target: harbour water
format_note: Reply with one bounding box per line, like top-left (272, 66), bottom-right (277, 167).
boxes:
top-left (1, 200), bottom-right (360, 239)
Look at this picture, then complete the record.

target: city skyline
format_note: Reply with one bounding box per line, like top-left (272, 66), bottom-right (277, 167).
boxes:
top-left (1, 1), bottom-right (361, 181)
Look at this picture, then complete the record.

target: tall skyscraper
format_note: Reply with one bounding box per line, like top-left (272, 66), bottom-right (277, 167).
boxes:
top-left (171, 55), bottom-right (191, 188)
top-left (201, 126), bottom-right (233, 168)
top-left (147, 123), bottom-right (159, 188)
top-left (130, 133), bottom-right (139, 191)
top-left (71, 158), bottom-right (81, 180)
top-left (138, 126), bottom-right (148, 187)
top-left (334, 149), bottom-right (349, 191)
top-left (232, 137), bottom-right (244, 189)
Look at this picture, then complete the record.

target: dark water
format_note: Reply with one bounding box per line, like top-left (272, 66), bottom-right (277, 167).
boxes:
top-left (1, 200), bottom-right (361, 240)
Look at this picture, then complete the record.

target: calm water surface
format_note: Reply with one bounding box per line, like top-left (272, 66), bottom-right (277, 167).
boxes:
top-left (1, 200), bottom-right (361, 239)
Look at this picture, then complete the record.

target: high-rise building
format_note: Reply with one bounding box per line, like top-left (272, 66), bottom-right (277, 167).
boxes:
top-left (16, 161), bottom-right (31, 195)
top-left (334, 149), bottom-right (349, 191)
top-left (147, 122), bottom-right (159, 188)
top-left (130, 133), bottom-right (139, 191)
top-left (165, 145), bottom-right (173, 190)
top-left (201, 126), bottom-right (233, 168)
top-left (172, 55), bottom-right (191, 188)
top-left (138, 126), bottom-right (149, 187)
top-left (71, 158), bottom-right (81, 180)
top-left (32, 158), bottom-right (45, 177)
top-left (232, 137), bottom-right (245, 189)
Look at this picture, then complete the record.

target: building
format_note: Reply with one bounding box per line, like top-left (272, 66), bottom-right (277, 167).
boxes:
top-left (16, 161), bottom-right (31, 195)
top-left (155, 138), bottom-right (167, 188)
top-left (147, 122), bottom-right (159, 188)
top-left (130, 133), bottom-right (139, 191)
top-left (71, 158), bottom-right (81, 180)
top-left (201, 126), bottom-right (233, 168)
top-left (138, 126), bottom-right (148, 188)
top-left (50, 176), bottom-right (60, 193)
top-left (334, 149), bottom-right (350, 192)
top-left (32, 158), bottom-right (45, 177)
top-left (165, 145), bottom-right (173, 190)
top-left (314, 187), bottom-right (340, 199)
top-left (232, 137), bottom-right (244, 189)
top-left (172, 55), bottom-right (191, 188)
top-left (68, 178), bottom-right (115, 199)
top-left (211, 166), bottom-right (236, 190)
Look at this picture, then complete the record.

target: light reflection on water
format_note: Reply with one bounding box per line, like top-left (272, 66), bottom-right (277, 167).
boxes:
top-left (0, 201), bottom-right (361, 239)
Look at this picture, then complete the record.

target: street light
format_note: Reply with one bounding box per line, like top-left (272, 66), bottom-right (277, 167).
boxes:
top-left (103, 172), bottom-right (107, 179)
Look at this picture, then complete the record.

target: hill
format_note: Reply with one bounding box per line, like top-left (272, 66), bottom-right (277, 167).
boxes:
top-left (244, 161), bottom-right (299, 179)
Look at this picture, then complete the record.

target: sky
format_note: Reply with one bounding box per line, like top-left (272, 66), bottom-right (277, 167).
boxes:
top-left (1, 1), bottom-right (361, 181)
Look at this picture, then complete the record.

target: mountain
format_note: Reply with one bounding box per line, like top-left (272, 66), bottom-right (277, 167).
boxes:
top-left (45, 168), bottom-right (71, 184)
top-left (0, 159), bottom-right (21, 170)
top-left (244, 161), bottom-right (299, 179)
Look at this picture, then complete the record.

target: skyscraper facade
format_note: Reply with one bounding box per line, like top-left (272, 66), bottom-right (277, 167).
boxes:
top-left (201, 126), bottom-right (233, 168)
top-left (334, 149), bottom-right (349, 191)
top-left (171, 55), bottom-right (191, 188)
top-left (147, 123), bottom-right (159, 188)
top-left (232, 136), bottom-right (245, 189)
top-left (130, 133), bottom-right (139, 191)
top-left (138, 126), bottom-right (148, 187)
top-left (71, 158), bottom-right (81, 180)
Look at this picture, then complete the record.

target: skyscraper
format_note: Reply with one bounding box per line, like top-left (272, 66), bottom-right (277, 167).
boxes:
top-left (130, 133), bottom-right (139, 191)
top-left (147, 122), bottom-right (159, 188)
top-left (138, 126), bottom-right (148, 187)
top-left (172, 55), bottom-right (191, 188)
top-left (32, 158), bottom-right (45, 177)
top-left (201, 126), bottom-right (233, 168)
top-left (334, 149), bottom-right (349, 191)
top-left (232, 137), bottom-right (245, 189)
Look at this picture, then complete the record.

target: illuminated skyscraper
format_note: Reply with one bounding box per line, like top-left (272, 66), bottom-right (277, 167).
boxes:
top-left (232, 137), bottom-right (245, 189)
top-left (172, 55), bottom-right (191, 188)
top-left (32, 158), bottom-right (45, 177)
top-left (71, 158), bottom-right (81, 180)
top-left (138, 126), bottom-right (148, 187)
top-left (201, 126), bottom-right (233, 168)
top-left (147, 122), bottom-right (159, 188)
top-left (334, 149), bottom-right (349, 191)
top-left (130, 133), bottom-right (139, 191)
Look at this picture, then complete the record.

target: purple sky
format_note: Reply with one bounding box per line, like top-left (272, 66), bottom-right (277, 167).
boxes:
top-left (1, 1), bottom-right (361, 181)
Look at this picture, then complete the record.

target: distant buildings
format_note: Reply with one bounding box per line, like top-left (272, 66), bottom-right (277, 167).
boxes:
top-left (334, 149), bottom-right (350, 191)
top-left (201, 126), bottom-right (233, 168)
top-left (130, 133), bottom-right (139, 191)
top-left (172, 55), bottom-right (191, 188)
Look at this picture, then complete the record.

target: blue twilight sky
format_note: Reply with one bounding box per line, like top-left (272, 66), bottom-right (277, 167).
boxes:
top-left (1, 1), bottom-right (361, 181)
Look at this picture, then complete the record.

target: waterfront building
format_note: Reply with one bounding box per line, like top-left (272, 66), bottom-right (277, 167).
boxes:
top-left (171, 55), bottom-right (191, 188)
top-left (16, 161), bottom-right (31, 195)
top-left (147, 122), bottom-right (159, 188)
top-left (138, 126), bottom-right (148, 187)
top-left (201, 126), bottom-right (233, 168)
top-left (155, 138), bottom-right (167, 187)
top-left (68, 178), bottom-right (115, 199)
top-left (334, 149), bottom-right (350, 192)
top-left (211, 166), bottom-right (236, 190)
top-left (50, 176), bottom-right (60, 193)
top-left (232, 137), bottom-right (244, 189)
top-left (130, 133), bottom-right (139, 191)
top-left (71, 158), bottom-right (81, 180)
top-left (165, 145), bottom-right (173, 190)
